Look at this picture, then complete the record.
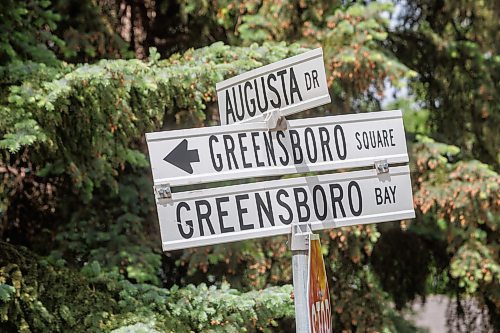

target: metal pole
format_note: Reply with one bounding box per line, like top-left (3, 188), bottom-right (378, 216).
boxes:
top-left (290, 223), bottom-right (311, 333)
top-left (292, 249), bottom-right (309, 332)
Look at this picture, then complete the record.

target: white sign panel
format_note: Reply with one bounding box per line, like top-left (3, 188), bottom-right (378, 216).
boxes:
top-left (146, 110), bottom-right (409, 187)
top-left (216, 48), bottom-right (331, 125)
top-left (157, 165), bottom-right (415, 251)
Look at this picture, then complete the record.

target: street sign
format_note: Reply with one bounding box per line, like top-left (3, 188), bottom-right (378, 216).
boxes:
top-left (147, 45), bottom-right (416, 332)
top-left (155, 165), bottom-right (415, 251)
top-left (146, 110), bottom-right (409, 187)
top-left (308, 236), bottom-right (332, 333)
top-left (216, 48), bottom-right (331, 125)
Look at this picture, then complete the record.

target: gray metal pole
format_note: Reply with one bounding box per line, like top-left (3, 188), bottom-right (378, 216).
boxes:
top-left (292, 249), bottom-right (309, 333)
top-left (290, 223), bottom-right (311, 333)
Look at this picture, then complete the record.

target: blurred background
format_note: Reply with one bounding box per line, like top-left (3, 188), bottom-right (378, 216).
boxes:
top-left (0, 1), bottom-right (498, 332)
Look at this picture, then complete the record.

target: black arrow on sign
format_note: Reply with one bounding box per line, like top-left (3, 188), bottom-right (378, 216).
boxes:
top-left (163, 139), bottom-right (200, 174)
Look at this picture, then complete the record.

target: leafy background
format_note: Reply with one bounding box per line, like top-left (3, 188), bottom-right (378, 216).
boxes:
top-left (0, 0), bottom-right (498, 332)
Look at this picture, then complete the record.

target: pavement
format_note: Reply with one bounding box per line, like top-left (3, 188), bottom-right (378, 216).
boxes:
top-left (410, 296), bottom-right (448, 332)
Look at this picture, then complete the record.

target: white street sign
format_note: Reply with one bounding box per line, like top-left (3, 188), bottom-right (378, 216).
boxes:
top-left (146, 110), bottom-right (409, 187)
top-left (156, 165), bottom-right (415, 251)
top-left (216, 48), bottom-right (331, 125)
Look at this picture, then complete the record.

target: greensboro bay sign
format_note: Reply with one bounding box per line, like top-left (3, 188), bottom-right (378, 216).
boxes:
top-left (155, 165), bottom-right (414, 251)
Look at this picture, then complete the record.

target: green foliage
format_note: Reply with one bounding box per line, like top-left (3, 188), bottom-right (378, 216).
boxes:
top-left (45, 170), bottom-right (158, 286)
top-left (450, 240), bottom-right (498, 293)
top-left (387, 97), bottom-right (430, 135)
top-left (204, 1), bottom-right (416, 113)
top-left (179, 216), bottom-right (422, 331)
top-left (0, 0), bottom-right (63, 65)
top-left (50, 0), bottom-right (131, 62)
top-left (365, 135), bottom-right (499, 328)
top-left (0, 120), bottom-right (45, 153)
top-left (0, 242), bottom-right (116, 332)
top-left (410, 136), bottom-right (499, 324)
top-left (0, 0), bottom-right (129, 66)
top-left (321, 2), bottom-right (417, 112)
top-left (0, 41), bottom-right (308, 331)
top-left (371, 228), bottom-right (440, 310)
top-left (1, 1), bottom-right (498, 331)
top-left (0, 241), bottom-right (295, 333)
top-left (0, 42), bottom-right (307, 233)
top-left (0, 284), bottom-right (15, 303)
top-left (390, 0), bottom-right (499, 166)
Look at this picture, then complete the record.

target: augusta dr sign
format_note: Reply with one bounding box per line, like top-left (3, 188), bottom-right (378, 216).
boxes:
top-left (216, 48), bottom-right (331, 125)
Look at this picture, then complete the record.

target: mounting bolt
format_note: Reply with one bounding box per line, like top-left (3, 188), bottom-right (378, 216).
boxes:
top-left (154, 184), bottom-right (172, 200)
top-left (374, 160), bottom-right (389, 174)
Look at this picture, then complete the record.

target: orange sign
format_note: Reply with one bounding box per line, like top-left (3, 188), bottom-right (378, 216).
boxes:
top-left (308, 235), bottom-right (332, 333)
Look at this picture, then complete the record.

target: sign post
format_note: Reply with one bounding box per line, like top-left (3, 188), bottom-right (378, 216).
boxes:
top-left (291, 222), bottom-right (311, 333)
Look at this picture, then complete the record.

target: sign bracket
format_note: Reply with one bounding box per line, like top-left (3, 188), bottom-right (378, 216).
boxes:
top-left (290, 223), bottom-right (312, 251)
top-left (290, 221), bottom-right (312, 332)
top-left (374, 159), bottom-right (389, 174)
top-left (264, 109), bottom-right (288, 131)
top-left (154, 183), bottom-right (172, 201)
